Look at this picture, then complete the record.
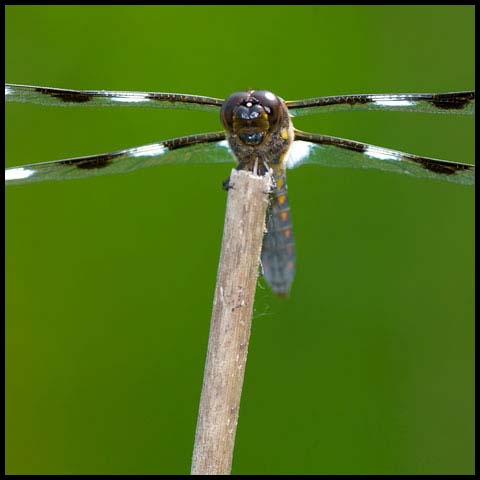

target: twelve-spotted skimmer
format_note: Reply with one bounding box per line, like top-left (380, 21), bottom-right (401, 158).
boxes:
top-left (5, 84), bottom-right (475, 296)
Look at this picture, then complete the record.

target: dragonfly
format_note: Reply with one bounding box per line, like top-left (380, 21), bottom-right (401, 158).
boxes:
top-left (5, 84), bottom-right (475, 296)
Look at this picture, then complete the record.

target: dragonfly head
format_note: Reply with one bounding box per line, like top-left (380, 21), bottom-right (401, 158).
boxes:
top-left (221, 90), bottom-right (284, 146)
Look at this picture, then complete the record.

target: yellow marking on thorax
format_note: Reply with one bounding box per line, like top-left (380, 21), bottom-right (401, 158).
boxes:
top-left (280, 128), bottom-right (289, 140)
top-left (276, 177), bottom-right (284, 188)
top-left (278, 195), bottom-right (286, 205)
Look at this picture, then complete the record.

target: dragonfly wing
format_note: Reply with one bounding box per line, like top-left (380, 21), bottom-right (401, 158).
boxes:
top-left (287, 131), bottom-right (474, 186)
top-left (286, 91), bottom-right (475, 117)
top-left (5, 132), bottom-right (235, 186)
top-left (5, 84), bottom-right (224, 112)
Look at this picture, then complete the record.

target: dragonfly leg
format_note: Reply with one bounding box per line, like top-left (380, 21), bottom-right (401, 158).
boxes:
top-left (222, 177), bottom-right (232, 191)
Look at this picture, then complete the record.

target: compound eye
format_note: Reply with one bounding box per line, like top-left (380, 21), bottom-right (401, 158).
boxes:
top-left (252, 90), bottom-right (282, 127)
top-left (220, 92), bottom-right (248, 131)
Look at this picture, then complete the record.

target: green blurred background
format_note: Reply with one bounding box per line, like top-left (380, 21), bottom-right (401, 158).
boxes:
top-left (5, 5), bottom-right (474, 475)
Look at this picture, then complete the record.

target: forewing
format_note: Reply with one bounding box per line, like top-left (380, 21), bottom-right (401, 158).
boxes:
top-left (286, 91), bottom-right (475, 117)
top-left (5, 84), bottom-right (223, 112)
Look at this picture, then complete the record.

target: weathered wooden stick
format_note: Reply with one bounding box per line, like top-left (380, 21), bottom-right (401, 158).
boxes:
top-left (191, 168), bottom-right (271, 475)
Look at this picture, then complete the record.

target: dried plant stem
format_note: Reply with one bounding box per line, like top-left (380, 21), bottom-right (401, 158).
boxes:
top-left (191, 169), bottom-right (271, 475)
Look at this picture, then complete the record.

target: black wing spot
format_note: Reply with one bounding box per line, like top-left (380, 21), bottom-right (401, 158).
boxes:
top-left (430, 92), bottom-right (474, 110)
top-left (411, 157), bottom-right (473, 175)
top-left (35, 87), bottom-right (94, 103)
top-left (60, 153), bottom-right (122, 170)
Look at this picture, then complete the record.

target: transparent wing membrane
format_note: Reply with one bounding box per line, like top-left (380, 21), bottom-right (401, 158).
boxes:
top-left (5, 133), bottom-right (233, 186)
top-left (287, 131), bottom-right (474, 186)
top-left (6, 84), bottom-right (475, 187)
top-left (286, 91), bottom-right (475, 116)
top-left (5, 84), bottom-right (224, 112)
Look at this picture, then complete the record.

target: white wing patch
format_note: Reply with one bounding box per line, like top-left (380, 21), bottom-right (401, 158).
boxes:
top-left (110, 95), bottom-right (151, 103)
top-left (217, 140), bottom-right (232, 151)
top-left (286, 141), bottom-right (315, 168)
top-left (5, 167), bottom-right (35, 181)
top-left (373, 99), bottom-right (414, 107)
top-left (365, 145), bottom-right (402, 162)
top-left (131, 143), bottom-right (167, 157)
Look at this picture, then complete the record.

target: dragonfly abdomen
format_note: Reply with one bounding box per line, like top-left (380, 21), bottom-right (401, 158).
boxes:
top-left (261, 173), bottom-right (295, 296)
